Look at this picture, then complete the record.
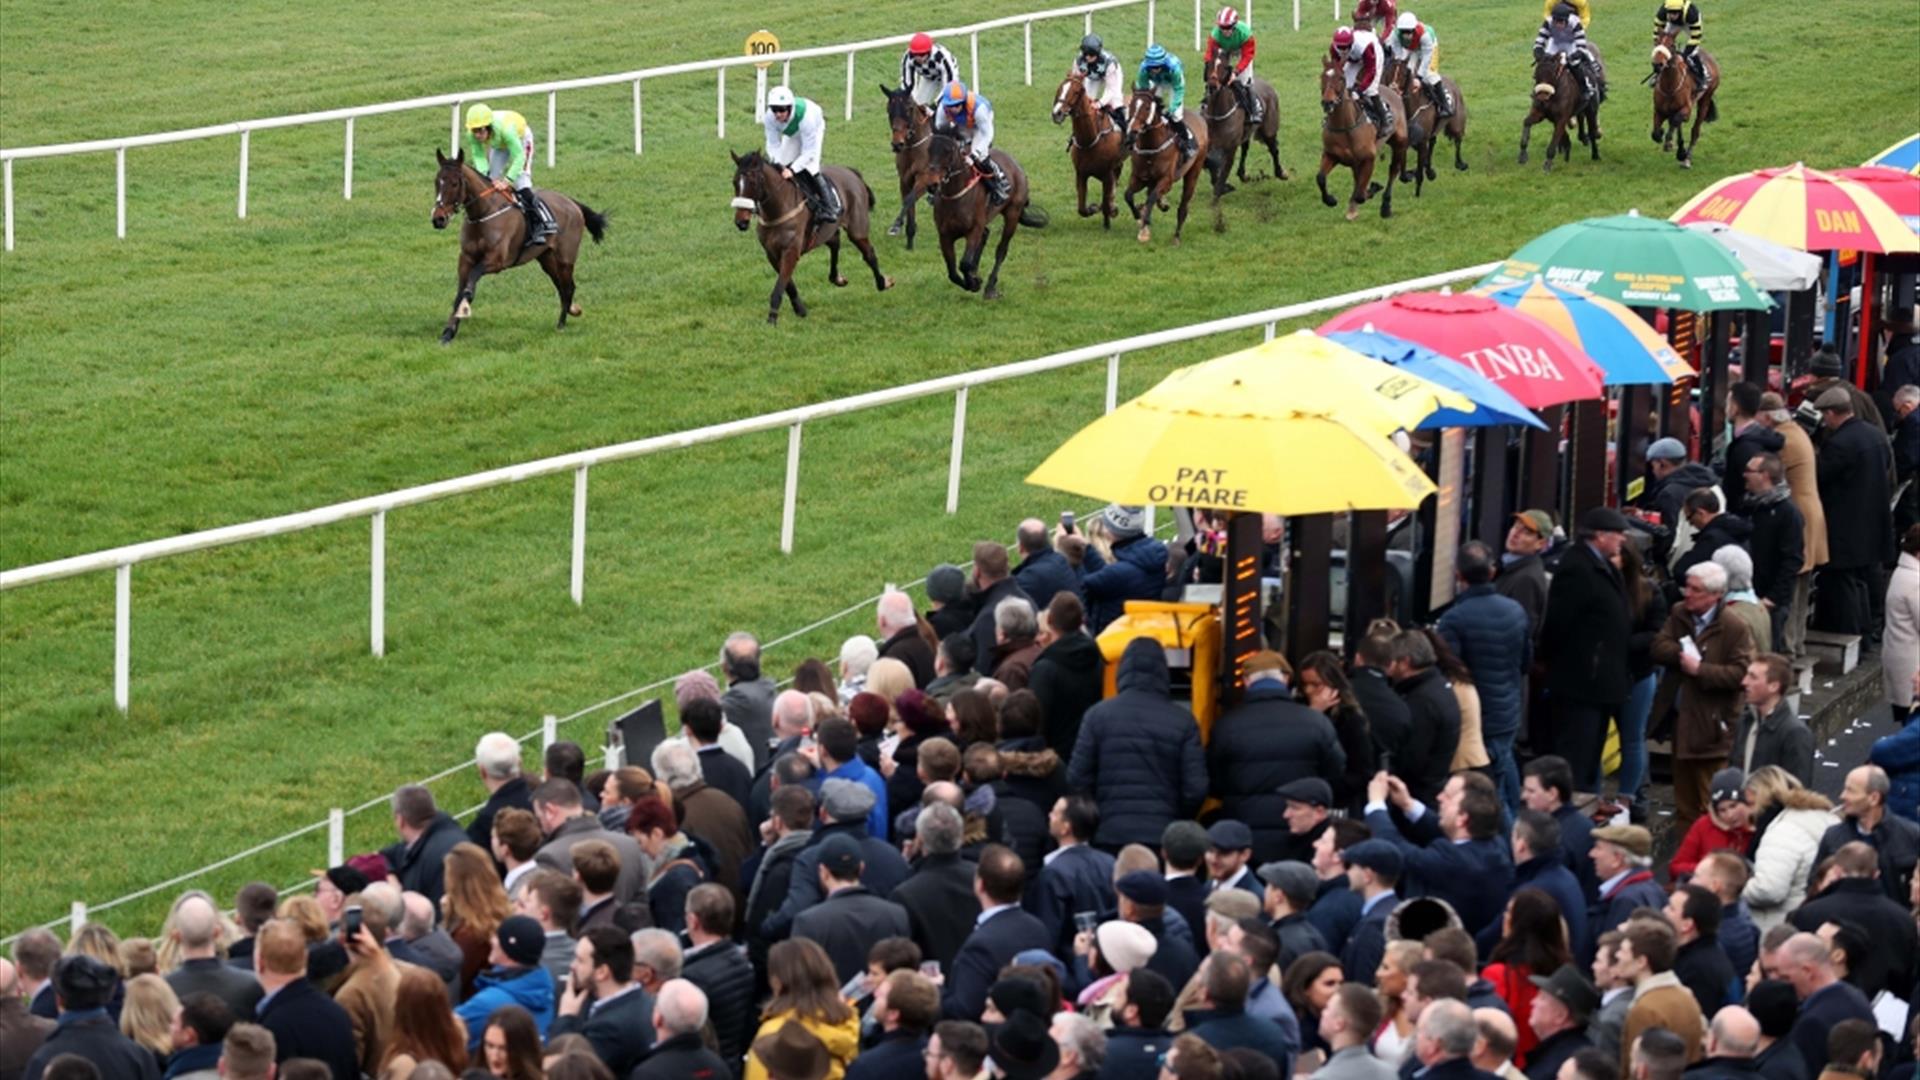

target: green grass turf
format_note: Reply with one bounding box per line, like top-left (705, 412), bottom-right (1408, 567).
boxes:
top-left (2, 0), bottom-right (1914, 937)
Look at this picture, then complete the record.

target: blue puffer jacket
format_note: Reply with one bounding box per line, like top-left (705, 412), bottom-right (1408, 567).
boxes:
top-left (1066, 638), bottom-right (1208, 848)
top-left (1078, 536), bottom-right (1170, 634)
top-left (1871, 720), bottom-right (1920, 823)
top-left (457, 965), bottom-right (556, 1050)
top-left (1435, 584), bottom-right (1533, 738)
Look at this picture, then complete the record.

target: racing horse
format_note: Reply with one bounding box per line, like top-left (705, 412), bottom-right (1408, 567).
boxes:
top-left (1201, 51), bottom-right (1286, 197)
top-left (1316, 66), bottom-right (1408, 221)
top-left (917, 134), bottom-right (1048, 299)
top-left (881, 85), bottom-right (933, 248)
top-left (1651, 27), bottom-right (1718, 168)
top-left (1123, 88), bottom-right (1212, 243)
top-left (431, 148), bottom-right (607, 345)
top-left (1519, 49), bottom-right (1606, 171)
top-left (730, 150), bottom-right (892, 324)
top-left (1050, 71), bottom-right (1126, 228)
top-left (1385, 57), bottom-right (1468, 186)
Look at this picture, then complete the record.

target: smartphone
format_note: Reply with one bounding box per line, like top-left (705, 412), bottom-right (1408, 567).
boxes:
top-left (1379, 752), bottom-right (1393, 776)
top-left (920, 960), bottom-right (942, 979)
top-left (341, 906), bottom-right (363, 943)
top-left (1073, 911), bottom-right (1099, 935)
top-left (1060, 510), bottom-right (1075, 534)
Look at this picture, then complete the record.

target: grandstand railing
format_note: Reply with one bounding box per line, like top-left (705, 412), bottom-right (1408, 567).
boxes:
top-left (0, 0), bottom-right (1344, 251)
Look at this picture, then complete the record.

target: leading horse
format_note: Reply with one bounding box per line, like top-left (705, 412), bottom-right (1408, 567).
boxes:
top-left (1201, 51), bottom-right (1286, 198)
top-left (1316, 67), bottom-right (1408, 220)
top-left (1051, 71), bottom-right (1126, 228)
top-left (730, 151), bottom-right (892, 324)
top-left (918, 135), bottom-right (1047, 299)
top-left (1651, 28), bottom-right (1719, 168)
top-left (430, 149), bottom-right (607, 344)
top-left (1123, 89), bottom-right (1211, 243)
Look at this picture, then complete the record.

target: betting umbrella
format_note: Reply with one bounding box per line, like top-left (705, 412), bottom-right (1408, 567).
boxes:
top-left (1317, 291), bottom-right (1607, 409)
top-left (1864, 133), bottom-right (1920, 177)
top-left (1322, 329), bottom-right (1548, 430)
top-left (1668, 162), bottom-right (1919, 255)
top-left (1679, 222), bottom-right (1825, 292)
top-left (1479, 212), bottom-right (1773, 312)
top-left (1475, 278), bottom-right (1693, 385)
top-left (1832, 166), bottom-right (1920, 236)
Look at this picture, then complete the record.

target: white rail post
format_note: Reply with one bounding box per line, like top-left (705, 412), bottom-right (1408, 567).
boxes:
top-left (114, 564), bottom-right (130, 713)
top-left (845, 51), bottom-right (855, 121)
top-left (71, 901), bottom-right (88, 933)
top-left (570, 466), bottom-right (587, 606)
top-left (1195, 0), bottom-right (1203, 51)
top-left (633, 80), bottom-right (644, 154)
top-left (782, 59), bottom-right (791, 87)
top-left (116, 148), bottom-right (126, 238)
top-left (717, 68), bottom-right (727, 139)
top-left (1145, 505), bottom-right (1158, 532)
top-left (1294, 0), bottom-right (1301, 32)
top-left (343, 118), bottom-right (354, 200)
top-left (1264, 321), bottom-right (1277, 341)
top-left (327, 808), bottom-right (345, 867)
top-left (1086, 12), bottom-right (1093, 34)
top-left (780, 422), bottom-right (803, 554)
top-left (603, 743), bottom-right (621, 771)
top-left (1106, 354), bottom-right (1121, 413)
top-left (971, 32), bottom-right (980, 91)
top-left (1333, 0), bottom-right (1340, 19)
top-left (946, 387), bottom-right (970, 514)
top-left (755, 66), bottom-right (768, 123)
top-left (1148, 0), bottom-right (1157, 44)
top-left (547, 91), bottom-right (557, 168)
top-left (1248, 0), bottom-right (1255, 28)
top-left (237, 130), bottom-right (250, 219)
top-left (3, 158), bottom-right (13, 251)
top-left (370, 510), bottom-right (385, 658)
top-left (451, 103), bottom-right (461, 155)
top-left (542, 714), bottom-right (558, 750)
top-left (1024, 21), bottom-right (1033, 86)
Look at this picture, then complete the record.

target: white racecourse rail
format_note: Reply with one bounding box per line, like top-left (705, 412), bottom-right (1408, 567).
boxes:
top-left (0, 0), bottom-right (1351, 251)
top-left (0, 261), bottom-right (1488, 942)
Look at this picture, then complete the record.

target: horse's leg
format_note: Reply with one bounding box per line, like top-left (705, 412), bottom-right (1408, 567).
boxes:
top-left (891, 169), bottom-right (912, 238)
top-left (1683, 107), bottom-right (1705, 167)
top-left (1175, 166), bottom-right (1203, 243)
top-left (768, 245), bottom-right (805, 323)
top-left (850, 227), bottom-right (892, 291)
top-left (826, 234), bottom-right (850, 286)
top-left (1348, 159), bottom-right (1372, 222)
top-left (1075, 170), bottom-right (1093, 218)
top-left (441, 257), bottom-right (487, 344)
top-left (540, 249), bottom-right (576, 330)
top-left (1317, 153), bottom-right (1337, 207)
top-left (1138, 173), bottom-right (1166, 243)
top-left (1544, 117), bottom-right (1564, 173)
top-left (962, 223), bottom-right (989, 292)
top-left (983, 213), bottom-right (1018, 300)
top-left (1236, 136), bottom-right (1251, 182)
top-left (1380, 144), bottom-right (1401, 218)
top-left (940, 230), bottom-right (967, 290)
top-left (1099, 169), bottom-right (1116, 229)
top-left (1519, 113), bottom-right (1535, 165)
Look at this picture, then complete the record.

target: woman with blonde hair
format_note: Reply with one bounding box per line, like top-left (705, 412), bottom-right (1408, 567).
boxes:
top-left (120, 972), bottom-right (180, 1069)
top-left (863, 657), bottom-right (916, 711)
top-left (278, 895), bottom-right (332, 943)
top-left (380, 965), bottom-right (470, 1078)
top-left (744, 939), bottom-right (859, 1080)
top-left (443, 841), bottom-right (514, 998)
top-left (1742, 765), bottom-right (1839, 929)
top-left (1370, 939), bottom-right (1426, 1065)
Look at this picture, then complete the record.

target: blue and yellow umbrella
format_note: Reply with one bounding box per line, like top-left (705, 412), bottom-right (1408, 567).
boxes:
top-left (1474, 278), bottom-right (1694, 385)
top-left (1866, 133), bottom-right (1920, 176)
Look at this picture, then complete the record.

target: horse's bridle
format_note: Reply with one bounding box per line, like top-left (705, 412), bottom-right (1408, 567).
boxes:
top-left (1320, 74), bottom-right (1367, 134)
top-left (436, 168), bottom-right (516, 224)
top-left (731, 165), bottom-right (810, 226)
top-left (1060, 82), bottom-right (1119, 149)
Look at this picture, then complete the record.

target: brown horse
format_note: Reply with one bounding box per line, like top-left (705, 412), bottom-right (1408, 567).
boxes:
top-left (1385, 58), bottom-right (1468, 185)
top-left (1519, 51), bottom-right (1605, 172)
top-left (1050, 72), bottom-right (1126, 228)
top-left (918, 134), bottom-right (1047, 299)
top-left (882, 85), bottom-right (933, 248)
top-left (730, 151), bottom-right (892, 324)
top-left (1316, 67), bottom-right (1408, 221)
top-left (1201, 52), bottom-right (1286, 198)
top-left (430, 149), bottom-right (606, 344)
top-left (1651, 29), bottom-right (1719, 168)
top-left (1122, 90), bottom-right (1211, 243)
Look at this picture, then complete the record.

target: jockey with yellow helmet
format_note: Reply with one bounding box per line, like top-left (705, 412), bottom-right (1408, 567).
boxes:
top-left (1653, 0), bottom-right (1707, 86)
top-left (901, 33), bottom-right (960, 112)
top-left (1542, 0), bottom-right (1591, 24)
top-left (933, 81), bottom-right (1010, 206)
top-left (762, 86), bottom-right (838, 225)
top-left (1203, 7), bottom-right (1265, 126)
top-left (461, 103), bottom-right (556, 244)
top-left (1389, 12), bottom-right (1452, 119)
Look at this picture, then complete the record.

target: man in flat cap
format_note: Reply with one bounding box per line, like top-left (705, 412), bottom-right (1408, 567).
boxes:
top-left (1116, 870), bottom-right (1201, 991)
top-left (1205, 821), bottom-right (1263, 900)
top-left (1339, 840), bottom-right (1403, 988)
top-left (1539, 506), bottom-right (1637, 795)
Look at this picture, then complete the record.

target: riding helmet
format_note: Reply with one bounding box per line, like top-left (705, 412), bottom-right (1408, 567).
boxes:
top-left (939, 80), bottom-right (969, 109)
top-left (1552, 2), bottom-right (1575, 19)
top-left (1081, 33), bottom-right (1104, 56)
top-left (767, 85), bottom-right (795, 111)
top-left (1332, 26), bottom-right (1355, 49)
top-left (1143, 43), bottom-right (1170, 67)
top-left (1216, 6), bottom-right (1239, 28)
top-left (1396, 11), bottom-right (1418, 31)
top-left (464, 103), bottom-right (494, 131)
top-left (909, 32), bottom-right (935, 55)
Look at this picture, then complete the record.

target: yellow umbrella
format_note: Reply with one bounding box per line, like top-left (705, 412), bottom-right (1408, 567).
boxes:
top-left (1025, 331), bottom-right (1463, 514)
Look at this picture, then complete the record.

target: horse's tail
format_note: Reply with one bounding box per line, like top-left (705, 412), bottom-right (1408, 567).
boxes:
top-left (1019, 203), bottom-right (1050, 228)
top-left (578, 201), bottom-right (610, 244)
top-left (1704, 96), bottom-right (1718, 123)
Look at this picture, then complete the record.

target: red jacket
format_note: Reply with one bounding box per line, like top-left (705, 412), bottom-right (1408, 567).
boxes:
top-left (1668, 813), bottom-right (1754, 879)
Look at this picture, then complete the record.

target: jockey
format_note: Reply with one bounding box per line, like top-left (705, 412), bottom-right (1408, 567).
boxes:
top-left (1135, 44), bottom-right (1197, 162)
top-left (1653, 0), bottom-right (1707, 86)
top-left (933, 80), bottom-right (1010, 206)
top-left (1390, 12), bottom-right (1452, 119)
top-left (1534, 3), bottom-right (1601, 110)
top-left (1543, 0), bottom-right (1591, 24)
top-left (762, 86), bottom-right (839, 225)
top-left (1073, 34), bottom-right (1129, 129)
top-left (1351, 0), bottom-right (1397, 35)
top-left (1203, 7), bottom-right (1265, 126)
top-left (1330, 26), bottom-right (1394, 136)
top-left (461, 103), bottom-right (556, 244)
top-left (900, 33), bottom-right (961, 111)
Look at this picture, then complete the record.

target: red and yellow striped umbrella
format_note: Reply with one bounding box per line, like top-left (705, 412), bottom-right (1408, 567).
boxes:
top-left (1669, 162), bottom-right (1919, 254)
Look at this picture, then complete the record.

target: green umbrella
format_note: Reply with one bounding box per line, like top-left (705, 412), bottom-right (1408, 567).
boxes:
top-left (1479, 212), bottom-right (1773, 311)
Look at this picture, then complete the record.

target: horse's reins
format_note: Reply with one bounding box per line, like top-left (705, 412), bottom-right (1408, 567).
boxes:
top-left (1065, 99), bottom-right (1118, 149)
top-left (437, 160), bottom-right (519, 223)
top-left (731, 169), bottom-right (813, 227)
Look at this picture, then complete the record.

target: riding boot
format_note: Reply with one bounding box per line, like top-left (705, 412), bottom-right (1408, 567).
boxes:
top-left (1368, 96), bottom-right (1393, 134)
top-left (1431, 80), bottom-right (1453, 119)
top-left (1174, 118), bottom-right (1196, 162)
top-left (977, 156), bottom-right (1010, 206)
top-left (517, 189), bottom-right (556, 244)
top-left (802, 171), bottom-right (839, 224)
top-left (1106, 105), bottom-right (1128, 131)
top-left (1686, 51), bottom-right (1706, 88)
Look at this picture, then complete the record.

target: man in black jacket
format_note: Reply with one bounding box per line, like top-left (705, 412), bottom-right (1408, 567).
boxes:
top-left (967, 542), bottom-right (1033, 677)
top-left (468, 731), bottom-right (534, 852)
top-left (1100, 969), bottom-right (1176, 1080)
top-left (631, 979), bottom-right (733, 1080)
top-left (1113, 871), bottom-right (1201, 992)
top-left (1350, 631), bottom-right (1413, 777)
top-left (551, 927), bottom-right (655, 1075)
top-left (679, 884), bottom-right (756, 1070)
top-left (1683, 1006), bottom-right (1767, 1080)
top-left (20, 957), bottom-right (157, 1080)
top-left (1723, 383), bottom-right (1784, 518)
top-left (1788, 841), bottom-right (1917, 998)
top-left (793, 834), bottom-right (913, 985)
top-left (384, 785), bottom-right (467, 908)
top-left (891, 803), bottom-right (982, 972)
top-left (1739, 455), bottom-right (1804, 648)
top-left (1538, 508), bottom-right (1635, 793)
top-left (1813, 389), bottom-right (1895, 638)
top-left (1634, 440), bottom-right (1721, 567)
top-left (251, 921), bottom-right (356, 1080)
top-left (1671, 488), bottom-right (1754, 592)
top-left (1012, 519), bottom-right (1081, 609)
top-left (1208, 651), bottom-right (1347, 864)
top-left (1387, 632), bottom-right (1462, 807)
top-left (1497, 510), bottom-right (1555, 637)
top-left (876, 589), bottom-right (936, 688)
top-left (1028, 594), bottom-right (1103, 759)
top-left (941, 845), bottom-right (1050, 1020)
top-left (1663, 885), bottom-right (1736, 1018)
top-left (1815, 764), bottom-right (1920, 902)
top-left (1065, 638), bottom-right (1208, 850)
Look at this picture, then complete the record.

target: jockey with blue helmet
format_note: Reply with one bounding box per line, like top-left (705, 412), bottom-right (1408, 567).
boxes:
top-left (933, 80), bottom-right (1010, 206)
top-left (1134, 44), bottom-right (1197, 161)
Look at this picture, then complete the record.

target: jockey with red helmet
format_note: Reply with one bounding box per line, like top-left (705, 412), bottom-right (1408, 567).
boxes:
top-left (1331, 26), bottom-right (1394, 136)
top-left (1203, 7), bottom-right (1265, 126)
top-left (1351, 0), bottom-right (1396, 35)
top-left (901, 32), bottom-right (960, 111)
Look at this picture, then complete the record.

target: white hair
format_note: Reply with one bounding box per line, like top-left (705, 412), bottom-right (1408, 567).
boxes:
top-left (656, 978), bottom-right (709, 1035)
top-left (361, 882), bottom-right (404, 929)
top-left (1421, 999), bottom-right (1479, 1056)
top-left (1052, 1012), bottom-right (1108, 1070)
top-left (474, 732), bottom-right (523, 780)
top-left (631, 928), bottom-right (684, 979)
top-left (172, 892), bottom-right (221, 949)
top-left (400, 892), bottom-right (436, 938)
top-left (1687, 560), bottom-right (1730, 596)
top-left (650, 741), bottom-right (702, 793)
top-left (771, 689), bottom-right (813, 736)
top-left (877, 590), bottom-right (918, 633)
top-left (839, 634), bottom-right (878, 676)
top-left (995, 596), bottom-right (1039, 639)
top-left (1894, 384), bottom-right (1920, 409)
top-left (1711, 545), bottom-right (1754, 592)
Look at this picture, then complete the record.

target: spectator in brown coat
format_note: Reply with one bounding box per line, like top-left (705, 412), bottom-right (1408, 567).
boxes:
top-left (1651, 562), bottom-right (1757, 829)
top-left (1757, 393), bottom-right (1827, 661)
top-left (652, 741), bottom-right (754, 900)
top-left (989, 597), bottom-right (1044, 693)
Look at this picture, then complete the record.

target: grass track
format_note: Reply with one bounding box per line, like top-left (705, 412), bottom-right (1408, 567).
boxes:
top-left (3, 0), bottom-right (1915, 936)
